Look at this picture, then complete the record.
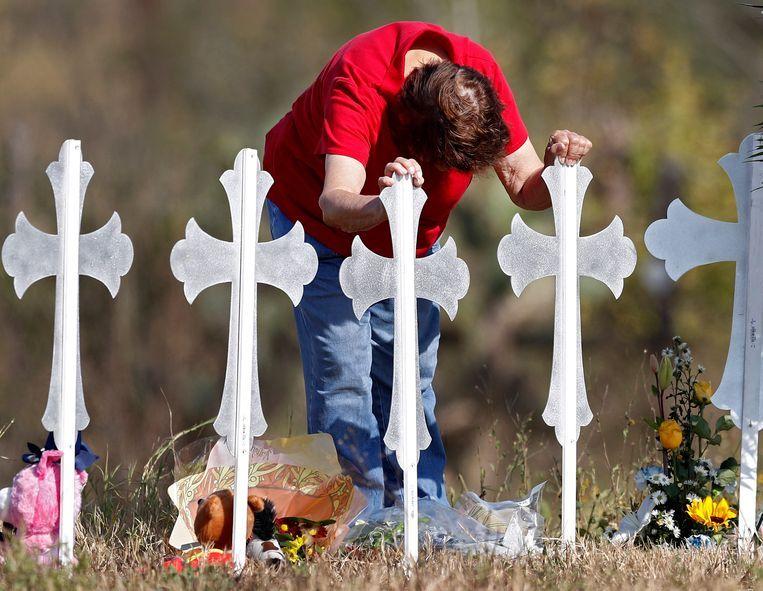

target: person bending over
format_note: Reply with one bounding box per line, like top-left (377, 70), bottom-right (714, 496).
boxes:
top-left (263, 21), bottom-right (591, 514)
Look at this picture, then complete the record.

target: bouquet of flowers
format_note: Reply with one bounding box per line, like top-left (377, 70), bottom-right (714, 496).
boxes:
top-left (611, 337), bottom-right (739, 547)
top-left (275, 516), bottom-right (334, 562)
top-left (167, 434), bottom-right (366, 554)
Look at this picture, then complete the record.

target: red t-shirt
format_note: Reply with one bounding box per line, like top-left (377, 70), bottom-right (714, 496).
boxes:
top-left (263, 21), bottom-right (528, 257)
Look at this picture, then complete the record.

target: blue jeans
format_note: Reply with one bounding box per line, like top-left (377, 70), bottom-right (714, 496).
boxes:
top-left (266, 200), bottom-right (447, 513)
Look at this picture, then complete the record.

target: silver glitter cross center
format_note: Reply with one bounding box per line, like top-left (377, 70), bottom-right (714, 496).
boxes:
top-left (497, 162), bottom-right (637, 443)
top-left (170, 149), bottom-right (318, 453)
top-left (645, 133), bottom-right (763, 427)
top-left (339, 174), bottom-right (470, 455)
top-left (1, 141), bottom-right (133, 445)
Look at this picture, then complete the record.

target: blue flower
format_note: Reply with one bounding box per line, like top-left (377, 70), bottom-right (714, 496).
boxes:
top-left (685, 534), bottom-right (714, 549)
top-left (635, 465), bottom-right (663, 491)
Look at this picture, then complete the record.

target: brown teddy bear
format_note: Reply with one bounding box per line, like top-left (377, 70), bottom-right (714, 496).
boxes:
top-left (194, 490), bottom-right (284, 566)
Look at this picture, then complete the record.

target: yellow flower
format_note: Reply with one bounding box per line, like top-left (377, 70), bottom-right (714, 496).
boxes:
top-left (694, 380), bottom-right (714, 404)
top-left (686, 496), bottom-right (736, 531)
top-left (282, 536), bottom-right (305, 564)
top-left (658, 419), bottom-right (683, 450)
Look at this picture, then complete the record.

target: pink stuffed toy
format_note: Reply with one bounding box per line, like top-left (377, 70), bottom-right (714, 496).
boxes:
top-left (5, 449), bottom-right (87, 563)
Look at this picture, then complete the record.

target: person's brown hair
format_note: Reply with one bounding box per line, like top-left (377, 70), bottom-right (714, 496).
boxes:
top-left (389, 61), bottom-right (510, 172)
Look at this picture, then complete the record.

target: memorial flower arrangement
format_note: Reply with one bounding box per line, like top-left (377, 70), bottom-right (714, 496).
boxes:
top-left (274, 516), bottom-right (334, 563)
top-left (611, 337), bottom-right (739, 546)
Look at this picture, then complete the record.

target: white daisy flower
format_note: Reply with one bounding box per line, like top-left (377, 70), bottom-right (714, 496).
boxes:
top-left (655, 509), bottom-right (676, 529)
top-left (648, 473), bottom-right (672, 486)
top-left (686, 492), bottom-right (701, 503)
top-left (650, 490), bottom-right (668, 505)
top-left (651, 509), bottom-right (682, 538)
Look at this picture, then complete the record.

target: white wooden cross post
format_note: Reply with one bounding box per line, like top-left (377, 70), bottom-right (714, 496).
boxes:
top-left (497, 160), bottom-right (637, 545)
top-left (170, 149), bottom-right (318, 570)
top-left (645, 133), bottom-right (763, 550)
top-left (339, 173), bottom-right (469, 564)
top-left (1, 139), bottom-right (134, 564)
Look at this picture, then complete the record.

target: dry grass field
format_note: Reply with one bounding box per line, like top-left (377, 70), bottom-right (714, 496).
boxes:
top-left (1, 536), bottom-right (760, 590)
top-left (0, 425), bottom-right (760, 591)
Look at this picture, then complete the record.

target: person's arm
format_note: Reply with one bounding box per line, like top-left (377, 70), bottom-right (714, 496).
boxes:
top-left (494, 130), bottom-right (593, 210)
top-left (319, 154), bottom-right (424, 233)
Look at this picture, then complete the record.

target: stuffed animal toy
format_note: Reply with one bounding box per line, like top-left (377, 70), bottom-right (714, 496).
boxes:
top-left (0, 449), bottom-right (87, 563)
top-left (193, 489), bottom-right (285, 566)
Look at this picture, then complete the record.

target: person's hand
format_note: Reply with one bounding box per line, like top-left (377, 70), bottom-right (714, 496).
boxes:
top-left (378, 157), bottom-right (424, 190)
top-left (545, 130), bottom-right (593, 166)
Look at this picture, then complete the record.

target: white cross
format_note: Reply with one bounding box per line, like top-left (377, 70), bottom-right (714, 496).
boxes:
top-left (645, 133), bottom-right (763, 550)
top-left (339, 173), bottom-right (469, 564)
top-left (1, 139), bottom-right (134, 564)
top-left (497, 160), bottom-right (636, 545)
top-left (170, 148), bottom-right (317, 570)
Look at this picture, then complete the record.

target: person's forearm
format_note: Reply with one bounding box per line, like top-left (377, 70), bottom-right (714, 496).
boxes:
top-left (497, 131), bottom-right (592, 211)
top-left (318, 189), bottom-right (387, 233)
top-left (514, 166), bottom-right (552, 211)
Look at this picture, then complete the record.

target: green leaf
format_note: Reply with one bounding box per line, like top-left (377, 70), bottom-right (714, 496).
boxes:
top-left (690, 415), bottom-right (712, 439)
top-left (720, 457), bottom-right (739, 471)
top-left (714, 468), bottom-right (737, 488)
top-left (643, 418), bottom-right (659, 430)
top-left (715, 415), bottom-right (735, 432)
top-left (708, 434), bottom-right (721, 446)
top-left (675, 463), bottom-right (691, 481)
top-left (651, 385), bottom-right (661, 397)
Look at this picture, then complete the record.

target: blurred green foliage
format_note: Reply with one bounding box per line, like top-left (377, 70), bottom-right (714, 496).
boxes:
top-left (0, 0), bottom-right (761, 495)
